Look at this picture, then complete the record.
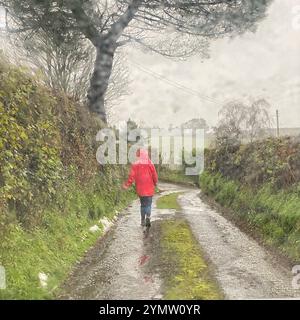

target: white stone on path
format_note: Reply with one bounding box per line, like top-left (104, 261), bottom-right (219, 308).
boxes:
top-left (89, 225), bottom-right (100, 233)
top-left (38, 272), bottom-right (48, 288)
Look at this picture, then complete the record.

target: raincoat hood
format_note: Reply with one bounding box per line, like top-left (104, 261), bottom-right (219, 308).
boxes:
top-left (136, 148), bottom-right (151, 164)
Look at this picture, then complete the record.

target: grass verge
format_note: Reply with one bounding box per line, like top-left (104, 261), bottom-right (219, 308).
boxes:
top-left (200, 171), bottom-right (300, 262)
top-left (159, 219), bottom-right (222, 300)
top-left (0, 178), bottom-right (136, 300)
top-left (156, 192), bottom-right (182, 210)
top-left (159, 169), bottom-right (198, 186)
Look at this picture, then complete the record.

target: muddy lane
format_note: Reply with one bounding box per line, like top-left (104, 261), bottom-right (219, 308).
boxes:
top-left (59, 198), bottom-right (161, 299)
top-left (60, 182), bottom-right (300, 300)
top-left (59, 187), bottom-right (187, 300)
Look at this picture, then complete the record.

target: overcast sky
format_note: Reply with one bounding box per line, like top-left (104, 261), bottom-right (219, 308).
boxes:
top-left (1, 2), bottom-right (299, 129)
top-left (113, 0), bottom-right (300, 129)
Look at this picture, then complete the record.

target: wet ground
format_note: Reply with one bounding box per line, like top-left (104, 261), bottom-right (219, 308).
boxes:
top-left (59, 186), bottom-right (186, 300)
top-left (59, 183), bottom-right (300, 300)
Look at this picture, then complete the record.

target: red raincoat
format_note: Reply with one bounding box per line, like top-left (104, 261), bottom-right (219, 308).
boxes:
top-left (124, 149), bottom-right (158, 196)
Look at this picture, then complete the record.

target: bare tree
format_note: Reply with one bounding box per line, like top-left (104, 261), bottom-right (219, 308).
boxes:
top-left (181, 118), bottom-right (209, 133)
top-left (1, 0), bottom-right (273, 123)
top-left (216, 100), bottom-right (247, 142)
top-left (105, 51), bottom-right (130, 118)
top-left (8, 30), bottom-right (129, 113)
top-left (215, 99), bottom-right (273, 144)
top-left (246, 98), bottom-right (273, 142)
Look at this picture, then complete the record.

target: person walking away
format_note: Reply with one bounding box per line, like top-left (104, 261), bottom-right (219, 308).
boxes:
top-left (122, 149), bottom-right (158, 227)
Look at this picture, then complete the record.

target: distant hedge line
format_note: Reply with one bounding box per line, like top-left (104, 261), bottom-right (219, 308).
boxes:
top-left (205, 136), bottom-right (300, 189)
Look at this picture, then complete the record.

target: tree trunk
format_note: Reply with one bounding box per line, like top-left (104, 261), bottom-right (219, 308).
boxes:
top-left (87, 42), bottom-right (115, 124)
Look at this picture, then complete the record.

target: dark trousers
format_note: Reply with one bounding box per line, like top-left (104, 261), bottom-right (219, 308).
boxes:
top-left (139, 196), bottom-right (153, 222)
